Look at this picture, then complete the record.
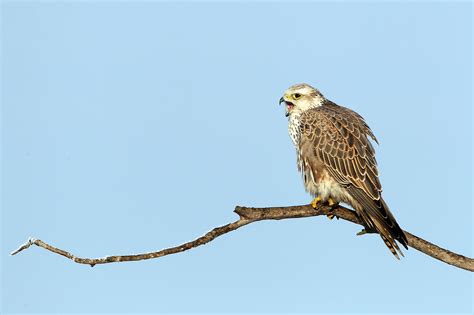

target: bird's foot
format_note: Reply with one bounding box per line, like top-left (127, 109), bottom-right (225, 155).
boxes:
top-left (311, 196), bottom-right (322, 209)
top-left (311, 197), bottom-right (339, 220)
top-left (326, 197), bottom-right (339, 220)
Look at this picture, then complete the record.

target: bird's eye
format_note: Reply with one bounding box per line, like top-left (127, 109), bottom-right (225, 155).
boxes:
top-left (292, 93), bottom-right (302, 100)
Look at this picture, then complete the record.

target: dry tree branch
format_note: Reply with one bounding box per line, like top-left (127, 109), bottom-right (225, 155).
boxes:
top-left (11, 204), bottom-right (474, 272)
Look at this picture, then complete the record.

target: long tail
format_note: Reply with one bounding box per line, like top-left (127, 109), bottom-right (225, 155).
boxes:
top-left (348, 187), bottom-right (408, 259)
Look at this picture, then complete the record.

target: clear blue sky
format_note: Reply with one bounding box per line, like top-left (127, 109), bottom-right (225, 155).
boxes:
top-left (1, 1), bottom-right (472, 314)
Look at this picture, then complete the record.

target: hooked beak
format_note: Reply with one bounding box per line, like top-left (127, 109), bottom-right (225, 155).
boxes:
top-left (279, 96), bottom-right (294, 117)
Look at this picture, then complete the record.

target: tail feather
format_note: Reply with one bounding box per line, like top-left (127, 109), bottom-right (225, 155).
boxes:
top-left (348, 187), bottom-right (408, 258)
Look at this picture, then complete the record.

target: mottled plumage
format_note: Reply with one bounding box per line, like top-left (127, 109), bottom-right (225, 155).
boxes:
top-left (280, 83), bottom-right (408, 258)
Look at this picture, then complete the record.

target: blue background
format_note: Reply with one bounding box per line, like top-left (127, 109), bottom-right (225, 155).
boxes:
top-left (1, 1), bottom-right (472, 314)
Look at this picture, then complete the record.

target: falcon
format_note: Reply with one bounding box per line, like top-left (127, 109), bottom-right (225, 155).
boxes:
top-left (279, 83), bottom-right (408, 258)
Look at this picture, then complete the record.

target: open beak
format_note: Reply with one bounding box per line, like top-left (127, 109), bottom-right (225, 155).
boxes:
top-left (279, 96), bottom-right (294, 117)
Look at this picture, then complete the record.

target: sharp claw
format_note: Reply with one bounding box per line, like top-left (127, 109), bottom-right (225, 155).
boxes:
top-left (357, 229), bottom-right (367, 236)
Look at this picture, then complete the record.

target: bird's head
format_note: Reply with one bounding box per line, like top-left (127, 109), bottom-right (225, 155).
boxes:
top-left (279, 83), bottom-right (325, 117)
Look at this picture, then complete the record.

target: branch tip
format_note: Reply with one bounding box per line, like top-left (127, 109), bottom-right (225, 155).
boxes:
top-left (10, 237), bottom-right (36, 256)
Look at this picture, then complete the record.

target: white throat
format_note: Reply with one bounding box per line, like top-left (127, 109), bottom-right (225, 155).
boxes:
top-left (288, 110), bottom-right (303, 146)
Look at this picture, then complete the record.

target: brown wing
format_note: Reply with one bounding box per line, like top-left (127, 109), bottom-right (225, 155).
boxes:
top-left (299, 101), bottom-right (381, 200)
top-left (299, 101), bottom-right (408, 257)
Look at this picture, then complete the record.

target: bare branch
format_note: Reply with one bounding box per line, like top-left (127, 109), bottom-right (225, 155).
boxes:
top-left (11, 204), bottom-right (473, 272)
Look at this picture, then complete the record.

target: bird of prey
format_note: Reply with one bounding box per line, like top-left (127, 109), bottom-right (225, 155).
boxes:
top-left (279, 83), bottom-right (408, 258)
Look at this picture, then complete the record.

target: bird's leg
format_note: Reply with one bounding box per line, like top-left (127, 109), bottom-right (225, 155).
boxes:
top-left (326, 197), bottom-right (339, 220)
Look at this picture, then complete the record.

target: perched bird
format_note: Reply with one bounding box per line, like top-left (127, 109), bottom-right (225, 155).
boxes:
top-left (279, 83), bottom-right (408, 258)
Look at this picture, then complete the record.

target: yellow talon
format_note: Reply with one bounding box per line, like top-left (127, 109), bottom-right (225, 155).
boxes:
top-left (311, 196), bottom-right (322, 209)
top-left (312, 197), bottom-right (338, 219)
top-left (327, 197), bottom-right (338, 220)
